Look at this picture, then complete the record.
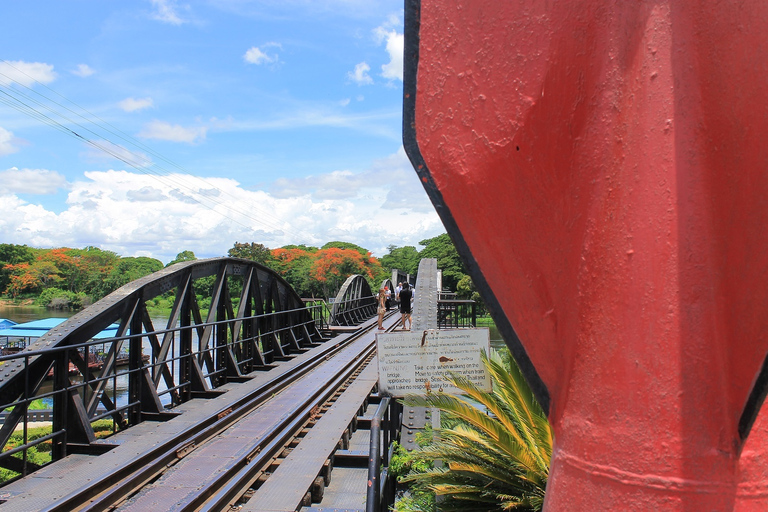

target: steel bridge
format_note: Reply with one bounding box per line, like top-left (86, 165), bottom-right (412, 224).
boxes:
top-left (0, 258), bottom-right (476, 511)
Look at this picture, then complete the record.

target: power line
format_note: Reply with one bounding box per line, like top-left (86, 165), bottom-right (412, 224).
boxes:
top-left (0, 61), bottom-right (315, 242)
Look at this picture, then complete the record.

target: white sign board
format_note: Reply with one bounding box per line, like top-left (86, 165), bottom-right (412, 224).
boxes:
top-left (376, 328), bottom-right (491, 397)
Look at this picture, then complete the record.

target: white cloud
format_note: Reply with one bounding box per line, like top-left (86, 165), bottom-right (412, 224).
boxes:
top-left (223, 105), bottom-right (400, 140)
top-left (72, 64), bottom-right (95, 77)
top-left (380, 30), bottom-right (403, 80)
top-left (126, 186), bottom-right (167, 202)
top-left (244, 43), bottom-right (280, 65)
top-left (0, 149), bottom-right (442, 263)
top-left (374, 17), bottom-right (403, 81)
top-left (119, 97), bottom-right (154, 112)
top-left (348, 62), bottom-right (373, 85)
top-left (149, 0), bottom-right (187, 25)
top-left (271, 147), bottom-right (431, 207)
top-left (339, 98), bottom-right (351, 107)
top-left (0, 127), bottom-right (20, 156)
top-left (0, 167), bottom-right (68, 195)
top-left (138, 120), bottom-right (207, 144)
top-left (81, 140), bottom-right (154, 168)
top-left (0, 60), bottom-right (56, 87)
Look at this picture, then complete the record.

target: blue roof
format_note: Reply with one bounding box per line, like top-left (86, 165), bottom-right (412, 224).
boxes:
top-left (0, 319), bottom-right (17, 330)
top-left (0, 318), bottom-right (119, 340)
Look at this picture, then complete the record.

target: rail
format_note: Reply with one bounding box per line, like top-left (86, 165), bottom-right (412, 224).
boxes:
top-left (35, 322), bottom-right (376, 511)
top-left (0, 302), bottom-right (327, 479)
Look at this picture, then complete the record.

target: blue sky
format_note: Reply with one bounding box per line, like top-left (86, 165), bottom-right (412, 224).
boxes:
top-left (0, 0), bottom-right (442, 263)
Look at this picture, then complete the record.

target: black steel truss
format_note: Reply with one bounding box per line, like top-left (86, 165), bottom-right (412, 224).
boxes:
top-left (329, 275), bottom-right (377, 326)
top-left (0, 257), bottom-right (326, 474)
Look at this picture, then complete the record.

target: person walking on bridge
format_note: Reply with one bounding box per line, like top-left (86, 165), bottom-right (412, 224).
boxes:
top-left (397, 282), bottom-right (413, 330)
top-left (377, 288), bottom-right (387, 330)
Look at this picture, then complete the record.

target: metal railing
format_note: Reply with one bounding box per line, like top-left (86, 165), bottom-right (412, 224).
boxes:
top-left (330, 275), bottom-right (377, 326)
top-left (301, 298), bottom-right (331, 331)
top-left (0, 303), bottom-right (326, 480)
top-left (437, 299), bottom-right (476, 328)
top-left (366, 396), bottom-right (401, 512)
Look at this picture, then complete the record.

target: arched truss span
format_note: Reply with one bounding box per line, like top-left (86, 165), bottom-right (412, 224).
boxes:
top-left (330, 275), bottom-right (376, 326)
top-left (380, 279), bottom-right (394, 308)
top-left (392, 270), bottom-right (409, 287)
top-left (0, 258), bottom-right (324, 468)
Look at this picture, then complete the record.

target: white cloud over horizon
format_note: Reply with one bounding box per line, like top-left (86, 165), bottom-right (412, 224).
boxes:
top-left (0, 149), bottom-right (443, 263)
top-left (0, 60), bottom-right (57, 87)
top-left (0, 167), bottom-right (68, 195)
top-left (0, 3), bottom-right (426, 266)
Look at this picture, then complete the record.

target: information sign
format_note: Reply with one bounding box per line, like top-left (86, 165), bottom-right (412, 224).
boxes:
top-left (376, 328), bottom-right (491, 397)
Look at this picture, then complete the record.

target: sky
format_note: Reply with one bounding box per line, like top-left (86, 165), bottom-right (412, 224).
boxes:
top-left (0, 0), bottom-right (444, 264)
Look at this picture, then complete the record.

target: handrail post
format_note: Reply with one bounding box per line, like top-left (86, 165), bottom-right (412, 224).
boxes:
top-left (366, 396), bottom-right (390, 512)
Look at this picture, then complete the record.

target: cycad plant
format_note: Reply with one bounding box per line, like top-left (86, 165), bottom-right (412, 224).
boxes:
top-left (399, 349), bottom-right (552, 511)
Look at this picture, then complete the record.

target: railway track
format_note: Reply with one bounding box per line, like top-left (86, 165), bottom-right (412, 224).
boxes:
top-left (10, 315), bottom-right (399, 512)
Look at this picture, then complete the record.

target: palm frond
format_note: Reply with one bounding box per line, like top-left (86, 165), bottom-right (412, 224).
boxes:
top-left (399, 347), bottom-right (552, 511)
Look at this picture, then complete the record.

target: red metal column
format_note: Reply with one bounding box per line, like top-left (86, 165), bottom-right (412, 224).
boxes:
top-left (404, 0), bottom-right (768, 509)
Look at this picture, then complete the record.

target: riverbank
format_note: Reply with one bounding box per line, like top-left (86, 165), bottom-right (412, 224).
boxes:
top-left (0, 298), bottom-right (36, 307)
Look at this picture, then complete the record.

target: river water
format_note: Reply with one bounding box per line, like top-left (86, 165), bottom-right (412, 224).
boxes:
top-left (0, 304), bottom-right (73, 324)
top-left (0, 305), bottom-right (160, 409)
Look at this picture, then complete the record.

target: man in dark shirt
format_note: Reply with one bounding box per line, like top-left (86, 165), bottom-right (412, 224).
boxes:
top-left (397, 282), bottom-right (413, 330)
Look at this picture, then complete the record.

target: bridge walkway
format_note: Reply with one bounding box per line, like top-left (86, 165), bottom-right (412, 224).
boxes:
top-left (0, 312), bottom-right (401, 511)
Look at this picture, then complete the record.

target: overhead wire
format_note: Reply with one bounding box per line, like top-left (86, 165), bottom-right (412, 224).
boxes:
top-left (0, 61), bottom-right (315, 242)
top-left (0, 67), bottom-right (303, 239)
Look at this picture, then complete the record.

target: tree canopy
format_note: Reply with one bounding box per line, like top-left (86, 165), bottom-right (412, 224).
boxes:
top-left (418, 233), bottom-right (467, 291)
top-left (227, 242), bottom-right (275, 266)
top-left (0, 245), bottom-right (157, 306)
top-left (1, 235), bottom-right (484, 311)
top-left (167, 250), bottom-right (197, 266)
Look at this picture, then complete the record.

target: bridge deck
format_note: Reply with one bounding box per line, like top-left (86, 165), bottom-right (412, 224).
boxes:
top-left (242, 364), bottom-right (378, 512)
top-left (0, 315), bottom-right (394, 511)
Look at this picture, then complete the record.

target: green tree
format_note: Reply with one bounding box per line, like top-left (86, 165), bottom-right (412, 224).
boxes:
top-left (380, 244), bottom-right (420, 276)
top-left (101, 257), bottom-right (164, 296)
top-left (401, 349), bottom-right (552, 511)
top-left (456, 274), bottom-right (487, 316)
top-left (321, 241), bottom-right (369, 255)
top-left (37, 248), bottom-right (79, 292)
top-left (76, 247), bottom-right (119, 300)
top-left (167, 250), bottom-right (197, 267)
top-left (418, 233), bottom-right (467, 291)
top-left (228, 242), bottom-right (276, 267)
top-left (311, 247), bottom-right (383, 298)
top-left (0, 244), bottom-right (35, 294)
top-left (271, 247), bottom-right (320, 297)
top-left (281, 244), bottom-right (318, 253)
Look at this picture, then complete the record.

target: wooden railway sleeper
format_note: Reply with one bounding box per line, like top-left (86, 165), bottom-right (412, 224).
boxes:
top-left (194, 345), bottom-right (376, 512)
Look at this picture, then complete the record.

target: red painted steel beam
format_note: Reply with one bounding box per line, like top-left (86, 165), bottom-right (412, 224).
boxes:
top-left (403, 0), bottom-right (768, 509)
